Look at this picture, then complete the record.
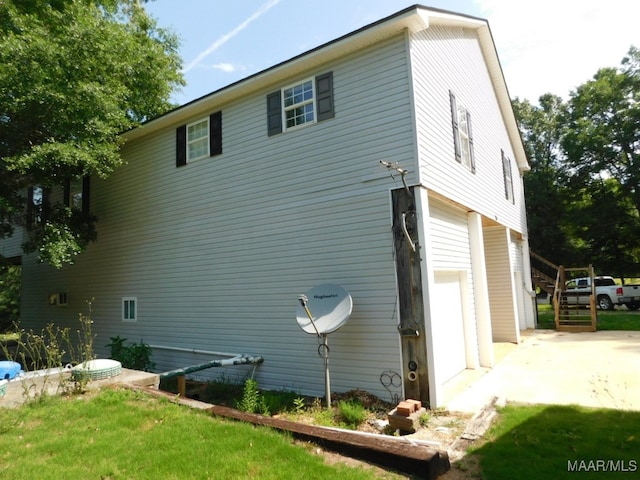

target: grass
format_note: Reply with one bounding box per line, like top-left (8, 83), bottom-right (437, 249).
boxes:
top-left (469, 403), bottom-right (640, 479)
top-left (0, 387), bottom-right (395, 480)
top-left (535, 302), bottom-right (640, 330)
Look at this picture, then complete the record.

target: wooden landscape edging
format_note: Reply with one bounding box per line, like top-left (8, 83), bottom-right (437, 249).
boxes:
top-left (135, 386), bottom-right (450, 479)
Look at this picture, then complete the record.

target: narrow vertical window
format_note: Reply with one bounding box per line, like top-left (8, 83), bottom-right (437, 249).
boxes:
top-left (187, 118), bottom-right (210, 161)
top-left (502, 150), bottom-right (514, 203)
top-left (449, 90), bottom-right (475, 173)
top-left (122, 297), bottom-right (137, 322)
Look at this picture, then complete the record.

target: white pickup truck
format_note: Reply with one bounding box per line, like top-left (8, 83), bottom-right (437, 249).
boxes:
top-left (563, 276), bottom-right (640, 310)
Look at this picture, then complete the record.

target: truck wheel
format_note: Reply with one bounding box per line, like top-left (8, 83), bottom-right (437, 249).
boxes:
top-left (597, 295), bottom-right (614, 310)
top-left (626, 302), bottom-right (640, 311)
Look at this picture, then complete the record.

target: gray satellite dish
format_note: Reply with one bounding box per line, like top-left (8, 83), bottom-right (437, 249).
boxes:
top-left (296, 284), bottom-right (353, 335)
top-left (296, 284), bottom-right (352, 408)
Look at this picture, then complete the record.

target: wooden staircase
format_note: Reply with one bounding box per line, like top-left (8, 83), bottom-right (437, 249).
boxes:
top-left (530, 252), bottom-right (597, 332)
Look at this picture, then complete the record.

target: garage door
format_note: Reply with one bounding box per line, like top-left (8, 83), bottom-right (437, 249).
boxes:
top-left (431, 272), bottom-right (467, 384)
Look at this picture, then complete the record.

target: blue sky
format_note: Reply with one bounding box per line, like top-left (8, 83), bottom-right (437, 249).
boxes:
top-left (145, 0), bottom-right (640, 106)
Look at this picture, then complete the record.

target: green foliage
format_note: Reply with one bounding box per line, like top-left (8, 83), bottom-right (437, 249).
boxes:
top-left (106, 335), bottom-right (155, 371)
top-left (237, 378), bottom-right (270, 415)
top-left (337, 399), bottom-right (368, 429)
top-left (0, 0), bottom-right (184, 267)
top-left (515, 46), bottom-right (640, 275)
top-left (1, 301), bottom-right (96, 399)
top-left (0, 264), bottom-right (21, 331)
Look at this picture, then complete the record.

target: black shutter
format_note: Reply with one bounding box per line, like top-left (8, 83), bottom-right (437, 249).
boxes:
top-left (82, 176), bottom-right (90, 215)
top-left (467, 110), bottom-right (475, 174)
top-left (501, 150), bottom-right (508, 199)
top-left (316, 71), bottom-right (334, 121)
top-left (176, 125), bottom-right (187, 167)
top-left (449, 90), bottom-right (461, 163)
top-left (267, 90), bottom-right (282, 136)
top-left (209, 111), bottom-right (222, 156)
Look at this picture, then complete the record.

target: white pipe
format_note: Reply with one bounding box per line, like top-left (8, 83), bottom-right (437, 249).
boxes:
top-left (149, 345), bottom-right (241, 358)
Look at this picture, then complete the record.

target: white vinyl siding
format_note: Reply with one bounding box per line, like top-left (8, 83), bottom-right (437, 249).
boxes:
top-left (409, 25), bottom-right (526, 234)
top-left (18, 35), bottom-right (414, 401)
top-left (484, 226), bottom-right (519, 342)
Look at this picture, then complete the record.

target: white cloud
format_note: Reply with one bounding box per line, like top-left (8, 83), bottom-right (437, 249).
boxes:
top-left (475, 0), bottom-right (640, 101)
top-left (183, 0), bottom-right (281, 74)
top-left (209, 63), bottom-right (237, 73)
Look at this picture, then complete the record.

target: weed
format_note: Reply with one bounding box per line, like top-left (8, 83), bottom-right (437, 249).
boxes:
top-left (337, 399), bottom-right (368, 429)
top-left (237, 378), bottom-right (270, 415)
top-left (419, 411), bottom-right (431, 427)
top-left (293, 396), bottom-right (306, 414)
top-left (0, 301), bottom-right (96, 400)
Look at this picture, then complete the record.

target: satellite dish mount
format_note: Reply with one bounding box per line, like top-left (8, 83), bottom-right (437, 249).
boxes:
top-left (296, 284), bottom-right (353, 407)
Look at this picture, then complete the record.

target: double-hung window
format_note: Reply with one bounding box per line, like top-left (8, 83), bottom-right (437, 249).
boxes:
top-left (449, 90), bottom-right (475, 173)
top-left (267, 72), bottom-right (334, 136)
top-left (283, 79), bottom-right (315, 129)
top-left (64, 176), bottom-right (90, 214)
top-left (502, 150), bottom-right (515, 203)
top-left (187, 118), bottom-right (210, 161)
top-left (176, 111), bottom-right (222, 167)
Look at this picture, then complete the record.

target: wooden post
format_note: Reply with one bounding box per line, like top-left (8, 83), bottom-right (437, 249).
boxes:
top-left (177, 375), bottom-right (186, 397)
top-left (391, 187), bottom-right (430, 406)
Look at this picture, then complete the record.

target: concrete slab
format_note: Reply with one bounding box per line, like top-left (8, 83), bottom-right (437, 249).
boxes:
top-left (445, 329), bottom-right (640, 413)
top-left (0, 367), bottom-right (159, 408)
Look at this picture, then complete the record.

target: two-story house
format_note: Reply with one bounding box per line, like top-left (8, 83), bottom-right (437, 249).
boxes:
top-left (3, 5), bottom-right (535, 407)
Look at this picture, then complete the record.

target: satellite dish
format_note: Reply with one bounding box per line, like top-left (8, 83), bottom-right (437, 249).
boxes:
top-left (296, 284), bottom-right (353, 335)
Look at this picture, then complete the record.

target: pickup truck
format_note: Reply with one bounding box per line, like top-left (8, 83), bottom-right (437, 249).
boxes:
top-left (563, 276), bottom-right (640, 310)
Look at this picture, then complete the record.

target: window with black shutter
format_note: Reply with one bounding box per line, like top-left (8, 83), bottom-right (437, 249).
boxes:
top-left (267, 71), bottom-right (334, 136)
top-left (176, 111), bottom-right (223, 167)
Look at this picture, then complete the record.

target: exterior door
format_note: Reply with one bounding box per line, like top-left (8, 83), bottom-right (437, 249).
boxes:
top-left (431, 271), bottom-right (467, 384)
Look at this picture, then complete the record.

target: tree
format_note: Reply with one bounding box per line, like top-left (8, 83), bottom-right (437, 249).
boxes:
top-left (0, 0), bottom-right (184, 267)
top-left (560, 46), bottom-right (640, 276)
top-left (513, 94), bottom-right (573, 264)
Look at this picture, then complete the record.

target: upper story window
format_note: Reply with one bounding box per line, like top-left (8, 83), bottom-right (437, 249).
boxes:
top-left (449, 91), bottom-right (475, 173)
top-left (187, 118), bottom-right (210, 161)
top-left (283, 79), bottom-right (315, 129)
top-left (502, 150), bottom-right (515, 203)
top-left (64, 176), bottom-right (90, 214)
top-left (267, 72), bottom-right (334, 136)
top-left (176, 111), bottom-right (222, 167)
top-left (27, 186), bottom-right (47, 227)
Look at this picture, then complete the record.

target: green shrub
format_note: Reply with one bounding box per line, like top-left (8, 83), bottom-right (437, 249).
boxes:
top-left (337, 399), bottom-right (368, 429)
top-left (106, 336), bottom-right (155, 371)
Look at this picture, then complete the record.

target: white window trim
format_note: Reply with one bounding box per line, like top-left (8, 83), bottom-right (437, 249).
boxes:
top-left (502, 151), bottom-right (515, 203)
top-left (282, 77), bottom-right (316, 132)
top-left (122, 296), bottom-right (137, 322)
top-left (457, 105), bottom-right (472, 170)
top-left (186, 117), bottom-right (210, 162)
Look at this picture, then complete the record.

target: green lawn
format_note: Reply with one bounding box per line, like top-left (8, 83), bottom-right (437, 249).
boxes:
top-left (0, 387), bottom-right (397, 480)
top-left (470, 403), bottom-right (640, 479)
top-left (535, 302), bottom-right (640, 330)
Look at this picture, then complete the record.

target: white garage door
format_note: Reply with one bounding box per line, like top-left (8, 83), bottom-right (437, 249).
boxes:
top-left (431, 272), bottom-right (467, 384)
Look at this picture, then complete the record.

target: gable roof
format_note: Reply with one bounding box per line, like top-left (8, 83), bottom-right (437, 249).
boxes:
top-left (123, 4), bottom-right (529, 172)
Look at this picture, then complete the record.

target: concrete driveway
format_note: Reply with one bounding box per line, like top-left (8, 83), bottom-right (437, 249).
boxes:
top-left (446, 329), bottom-right (640, 413)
